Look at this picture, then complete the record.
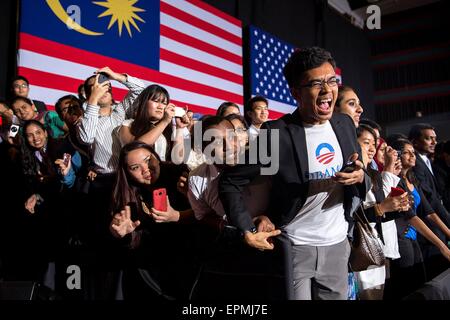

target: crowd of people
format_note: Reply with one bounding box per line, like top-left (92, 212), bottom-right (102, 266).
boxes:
top-left (0, 46), bottom-right (449, 300)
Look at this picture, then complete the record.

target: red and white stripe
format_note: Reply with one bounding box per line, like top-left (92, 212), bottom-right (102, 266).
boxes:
top-left (17, 0), bottom-right (243, 114)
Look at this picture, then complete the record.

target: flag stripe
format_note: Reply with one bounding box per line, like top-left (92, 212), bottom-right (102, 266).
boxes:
top-left (184, 0), bottom-right (242, 29)
top-left (160, 25), bottom-right (242, 66)
top-left (160, 2), bottom-right (241, 49)
top-left (160, 36), bottom-right (242, 76)
top-left (160, 48), bottom-right (243, 84)
top-left (19, 40), bottom-right (242, 104)
top-left (159, 60), bottom-right (243, 96)
top-left (160, 12), bottom-right (241, 57)
top-left (265, 98), bottom-right (297, 115)
top-left (25, 79), bottom-right (243, 116)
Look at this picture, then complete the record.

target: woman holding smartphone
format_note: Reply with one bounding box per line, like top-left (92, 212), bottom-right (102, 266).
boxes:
top-left (384, 138), bottom-right (450, 299)
top-left (19, 120), bottom-right (81, 286)
top-left (110, 141), bottom-right (196, 300)
top-left (118, 84), bottom-right (189, 163)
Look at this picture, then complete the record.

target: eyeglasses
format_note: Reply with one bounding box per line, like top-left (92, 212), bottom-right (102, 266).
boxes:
top-left (13, 84), bottom-right (29, 89)
top-left (299, 77), bottom-right (340, 90)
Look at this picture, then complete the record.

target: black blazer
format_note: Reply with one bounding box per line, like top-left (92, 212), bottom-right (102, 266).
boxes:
top-left (219, 111), bottom-right (368, 233)
top-left (413, 153), bottom-right (450, 227)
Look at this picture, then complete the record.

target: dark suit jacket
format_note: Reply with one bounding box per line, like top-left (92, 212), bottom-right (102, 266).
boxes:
top-left (32, 99), bottom-right (47, 113)
top-left (413, 153), bottom-right (450, 227)
top-left (219, 111), bottom-right (368, 233)
top-left (433, 159), bottom-right (450, 212)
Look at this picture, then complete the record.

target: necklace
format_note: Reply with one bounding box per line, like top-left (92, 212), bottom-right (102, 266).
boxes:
top-left (140, 195), bottom-right (151, 215)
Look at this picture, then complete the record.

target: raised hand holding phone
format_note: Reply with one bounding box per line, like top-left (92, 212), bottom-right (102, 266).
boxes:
top-left (150, 189), bottom-right (181, 223)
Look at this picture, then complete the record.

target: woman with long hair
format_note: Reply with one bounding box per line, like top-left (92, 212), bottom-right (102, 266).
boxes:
top-left (11, 96), bottom-right (68, 138)
top-left (118, 84), bottom-right (189, 163)
top-left (19, 120), bottom-right (81, 287)
top-left (383, 138), bottom-right (450, 299)
top-left (110, 141), bottom-right (196, 300)
top-left (354, 124), bottom-right (409, 300)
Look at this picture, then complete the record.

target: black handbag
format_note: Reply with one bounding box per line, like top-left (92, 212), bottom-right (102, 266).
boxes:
top-left (349, 205), bottom-right (385, 272)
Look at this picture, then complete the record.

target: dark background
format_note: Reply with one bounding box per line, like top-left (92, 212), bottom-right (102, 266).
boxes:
top-left (1, 0), bottom-right (449, 138)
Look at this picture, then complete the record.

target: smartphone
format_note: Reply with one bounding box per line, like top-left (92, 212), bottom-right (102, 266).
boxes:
top-left (340, 161), bottom-right (357, 173)
top-left (8, 124), bottom-right (20, 138)
top-left (390, 187), bottom-right (405, 197)
top-left (97, 72), bottom-right (109, 84)
top-left (174, 106), bottom-right (186, 118)
top-left (153, 188), bottom-right (167, 211)
top-left (63, 153), bottom-right (70, 167)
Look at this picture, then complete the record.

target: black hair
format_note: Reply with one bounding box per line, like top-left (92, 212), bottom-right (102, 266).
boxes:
top-left (244, 95), bottom-right (268, 125)
top-left (360, 118), bottom-right (382, 134)
top-left (216, 101), bottom-right (240, 117)
top-left (408, 123), bottom-right (435, 142)
top-left (10, 96), bottom-right (33, 108)
top-left (130, 84), bottom-right (170, 139)
top-left (390, 138), bottom-right (418, 184)
top-left (336, 85), bottom-right (356, 109)
top-left (283, 46), bottom-right (336, 89)
top-left (357, 124), bottom-right (379, 191)
top-left (112, 141), bottom-right (161, 215)
top-left (55, 95), bottom-right (82, 119)
top-left (224, 113), bottom-right (247, 128)
top-left (11, 75), bottom-right (30, 86)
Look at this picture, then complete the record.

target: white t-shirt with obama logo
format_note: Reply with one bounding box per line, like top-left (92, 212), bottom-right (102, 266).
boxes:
top-left (283, 121), bottom-right (348, 246)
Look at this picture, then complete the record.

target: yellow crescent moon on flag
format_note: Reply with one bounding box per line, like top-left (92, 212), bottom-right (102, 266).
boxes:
top-left (46, 0), bottom-right (104, 36)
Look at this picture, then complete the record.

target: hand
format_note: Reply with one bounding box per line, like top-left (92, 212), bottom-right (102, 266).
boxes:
top-left (54, 154), bottom-right (72, 176)
top-left (87, 170), bottom-right (97, 181)
top-left (176, 171), bottom-right (189, 197)
top-left (334, 153), bottom-right (365, 185)
top-left (110, 205), bottom-right (141, 238)
top-left (380, 192), bottom-right (410, 212)
top-left (244, 229), bottom-right (281, 251)
top-left (96, 66), bottom-right (126, 83)
top-left (383, 146), bottom-right (398, 173)
top-left (25, 194), bottom-right (38, 214)
top-left (393, 159), bottom-right (402, 176)
top-left (150, 197), bottom-right (180, 223)
top-left (439, 246), bottom-right (450, 262)
top-left (175, 106), bottom-right (190, 129)
top-left (162, 103), bottom-right (175, 124)
top-left (253, 215), bottom-right (276, 232)
top-left (87, 74), bottom-right (111, 106)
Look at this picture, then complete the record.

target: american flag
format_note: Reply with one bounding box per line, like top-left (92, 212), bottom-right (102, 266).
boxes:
top-left (249, 26), bottom-right (296, 119)
top-left (249, 26), bottom-right (342, 119)
top-left (17, 0), bottom-right (243, 114)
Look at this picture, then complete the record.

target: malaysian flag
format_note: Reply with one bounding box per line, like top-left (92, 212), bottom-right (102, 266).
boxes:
top-left (249, 26), bottom-right (342, 119)
top-left (17, 0), bottom-right (243, 114)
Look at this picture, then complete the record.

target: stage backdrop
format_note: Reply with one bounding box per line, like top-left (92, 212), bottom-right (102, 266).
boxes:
top-left (17, 0), bottom-right (243, 114)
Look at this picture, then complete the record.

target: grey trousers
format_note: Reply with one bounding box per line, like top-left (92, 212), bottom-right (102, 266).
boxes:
top-left (292, 238), bottom-right (351, 300)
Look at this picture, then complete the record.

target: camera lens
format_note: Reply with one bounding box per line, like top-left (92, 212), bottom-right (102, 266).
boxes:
top-left (11, 126), bottom-right (17, 132)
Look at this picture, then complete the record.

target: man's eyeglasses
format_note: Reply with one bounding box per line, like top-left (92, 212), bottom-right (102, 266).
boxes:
top-left (13, 84), bottom-right (29, 89)
top-left (299, 77), bottom-right (340, 90)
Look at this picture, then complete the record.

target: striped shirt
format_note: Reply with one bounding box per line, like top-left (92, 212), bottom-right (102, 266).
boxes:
top-left (78, 75), bottom-right (145, 174)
